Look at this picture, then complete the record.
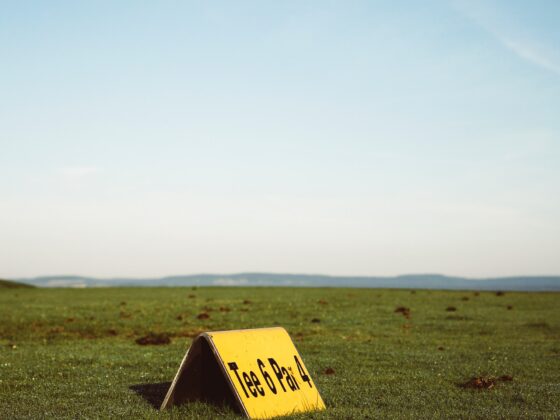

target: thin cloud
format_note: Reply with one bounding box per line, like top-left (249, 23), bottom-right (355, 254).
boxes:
top-left (455, 1), bottom-right (560, 76)
top-left (500, 37), bottom-right (560, 75)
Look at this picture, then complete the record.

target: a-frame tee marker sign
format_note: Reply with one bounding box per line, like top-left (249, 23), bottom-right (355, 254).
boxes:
top-left (161, 327), bottom-right (325, 419)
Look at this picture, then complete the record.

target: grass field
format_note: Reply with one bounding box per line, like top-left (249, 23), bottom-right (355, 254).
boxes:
top-left (1, 287), bottom-right (559, 419)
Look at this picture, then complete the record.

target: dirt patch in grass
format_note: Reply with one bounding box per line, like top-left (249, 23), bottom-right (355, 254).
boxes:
top-left (49, 326), bottom-right (65, 334)
top-left (459, 375), bottom-right (513, 390)
top-left (196, 312), bottom-right (210, 320)
top-left (135, 333), bottom-right (171, 345)
top-left (496, 291), bottom-right (505, 297)
top-left (526, 321), bottom-right (550, 329)
top-left (507, 305), bottom-right (513, 310)
top-left (318, 299), bottom-right (328, 305)
top-left (219, 306), bottom-right (231, 312)
top-left (294, 332), bottom-right (304, 341)
top-left (243, 299), bottom-right (252, 305)
top-left (461, 297), bottom-right (469, 301)
top-left (446, 306), bottom-right (457, 312)
top-left (324, 367), bottom-right (335, 375)
top-left (30, 321), bottom-right (44, 330)
top-left (311, 318), bottom-right (321, 323)
top-left (394, 306), bottom-right (411, 319)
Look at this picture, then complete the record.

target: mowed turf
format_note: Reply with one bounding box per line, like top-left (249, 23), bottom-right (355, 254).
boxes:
top-left (1, 287), bottom-right (559, 419)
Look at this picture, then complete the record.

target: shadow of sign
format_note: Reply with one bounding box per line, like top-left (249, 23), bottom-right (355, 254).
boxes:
top-left (129, 382), bottom-right (171, 409)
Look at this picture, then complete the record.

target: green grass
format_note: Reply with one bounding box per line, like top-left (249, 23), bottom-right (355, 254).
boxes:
top-left (1, 287), bottom-right (559, 419)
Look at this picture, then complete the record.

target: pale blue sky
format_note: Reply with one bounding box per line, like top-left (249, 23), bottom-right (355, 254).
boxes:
top-left (1, 1), bottom-right (559, 278)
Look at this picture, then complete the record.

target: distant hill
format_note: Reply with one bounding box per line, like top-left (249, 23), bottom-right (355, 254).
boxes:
top-left (15, 273), bottom-right (560, 291)
top-left (0, 278), bottom-right (35, 288)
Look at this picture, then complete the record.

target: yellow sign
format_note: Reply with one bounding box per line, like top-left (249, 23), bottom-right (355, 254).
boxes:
top-left (161, 327), bottom-right (325, 419)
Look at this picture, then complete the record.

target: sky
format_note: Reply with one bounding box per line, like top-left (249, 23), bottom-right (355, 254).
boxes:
top-left (1, 0), bottom-right (559, 279)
